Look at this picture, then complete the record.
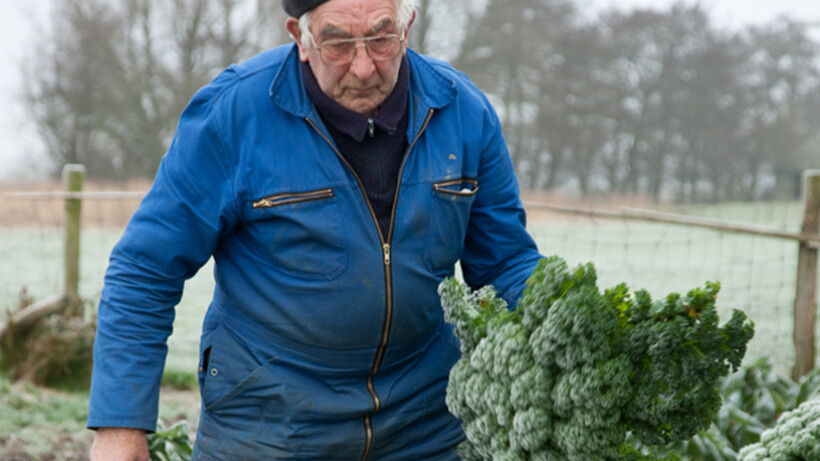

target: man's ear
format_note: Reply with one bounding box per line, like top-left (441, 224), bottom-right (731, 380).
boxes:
top-left (402, 10), bottom-right (416, 54)
top-left (285, 18), bottom-right (309, 62)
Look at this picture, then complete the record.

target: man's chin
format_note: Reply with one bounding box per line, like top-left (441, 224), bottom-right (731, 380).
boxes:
top-left (342, 99), bottom-right (380, 116)
top-left (338, 90), bottom-right (390, 115)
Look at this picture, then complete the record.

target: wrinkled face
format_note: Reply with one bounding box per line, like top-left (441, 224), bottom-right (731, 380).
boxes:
top-left (287, 0), bottom-right (410, 115)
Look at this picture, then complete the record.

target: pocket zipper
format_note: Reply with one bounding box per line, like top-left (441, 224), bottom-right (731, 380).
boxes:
top-left (251, 188), bottom-right (334, 209)
top-left (432, 178), bottom-right (479, 197)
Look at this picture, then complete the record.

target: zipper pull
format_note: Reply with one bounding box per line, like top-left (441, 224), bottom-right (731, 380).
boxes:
top-left (383, 243), bottom-right (391, 266)
top-left (367, 118), bottom-right (375, 138)
top-left (251, 198), bottom-right (271, 209)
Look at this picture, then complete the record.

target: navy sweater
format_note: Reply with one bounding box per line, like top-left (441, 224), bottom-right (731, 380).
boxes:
top-left (301, 58), bottom-right (410, 239)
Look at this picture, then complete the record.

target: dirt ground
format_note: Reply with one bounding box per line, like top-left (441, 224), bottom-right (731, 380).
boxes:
top-left (0, 434), bottom-right (92, 461)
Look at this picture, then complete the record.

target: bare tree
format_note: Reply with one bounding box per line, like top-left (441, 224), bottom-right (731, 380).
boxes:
top-left (23, 0), bottom-right (290, 179)
top-left (22, 0), bottom-right (820, 196)
top-left (407, 0), bottom-right (475, 60)
top-left (456, 0), bottom-right (581, 189)
top-left (23, 0), bottom-right (123, 176)
top-left (736, 18), bottom-right (820, 199)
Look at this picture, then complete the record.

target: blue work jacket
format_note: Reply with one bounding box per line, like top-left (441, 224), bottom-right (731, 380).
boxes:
top-left (88, 44), bottom-right (542, 460)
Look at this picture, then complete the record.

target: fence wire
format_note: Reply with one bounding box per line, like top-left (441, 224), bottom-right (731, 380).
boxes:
top-left (0, 185), bottom-right (815, 376)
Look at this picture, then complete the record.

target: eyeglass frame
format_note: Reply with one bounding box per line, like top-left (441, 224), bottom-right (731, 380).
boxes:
top-left (307, 31), bottom-right (407, 65)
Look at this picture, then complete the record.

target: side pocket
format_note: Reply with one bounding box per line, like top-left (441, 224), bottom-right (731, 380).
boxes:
top-left (198, 324), bottom-right (261, 409)
top-left (198, 346), bottom-right (212, 393)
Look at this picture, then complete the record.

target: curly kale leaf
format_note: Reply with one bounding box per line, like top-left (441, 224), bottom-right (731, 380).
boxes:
top-left (622, 282), bottom-right (755, 445)
top-left (737, 398), bottom-right (820, 460)
top-left (439, 256), bottom-right (755, 460)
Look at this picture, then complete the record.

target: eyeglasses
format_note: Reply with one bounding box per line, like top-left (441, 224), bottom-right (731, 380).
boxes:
top-left (309, 33), bottom-right (405, 65)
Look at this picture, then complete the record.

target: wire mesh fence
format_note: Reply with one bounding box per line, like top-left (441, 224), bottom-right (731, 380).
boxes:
top-left (0, 180), bottom-right (817, 376)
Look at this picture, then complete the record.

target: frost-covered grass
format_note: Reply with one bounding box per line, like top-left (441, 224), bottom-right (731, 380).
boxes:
top-left (0, 200), bottom-right (811, 376)
top-left (0, 370), bottom-right (200, 460)
top-left (0, 372), bottom-right (92, 458)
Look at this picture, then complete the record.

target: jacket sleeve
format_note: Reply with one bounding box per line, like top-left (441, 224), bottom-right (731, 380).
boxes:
top-left (459, 96), bottom-right (542, 309)
top-left (87, 76), bottom-right (239, 431)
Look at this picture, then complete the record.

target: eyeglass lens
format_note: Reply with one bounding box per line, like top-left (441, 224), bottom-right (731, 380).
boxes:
top-left (320, 35), bottom-right (402, 64)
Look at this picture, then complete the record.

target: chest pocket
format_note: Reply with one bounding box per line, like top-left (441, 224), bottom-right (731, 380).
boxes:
top-left (245, 187), bottom-right (348, 279)
top-left (423, 178), bottom-right (478, 275)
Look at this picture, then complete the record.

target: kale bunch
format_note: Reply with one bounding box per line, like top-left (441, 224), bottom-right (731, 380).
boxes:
top-left (737, 398), bottom-right (820, 460)
top-left (439, 256), bottom-right (754, 460)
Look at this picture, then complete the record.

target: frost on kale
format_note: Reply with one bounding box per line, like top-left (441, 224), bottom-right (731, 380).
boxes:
top-left (737, 398), bottom-right (820, 460)
top-left (439, 256), bottom-right (755, 461)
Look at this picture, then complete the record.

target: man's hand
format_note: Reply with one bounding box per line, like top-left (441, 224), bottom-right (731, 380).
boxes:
top-left (90, 427), bottom-right (150, 461)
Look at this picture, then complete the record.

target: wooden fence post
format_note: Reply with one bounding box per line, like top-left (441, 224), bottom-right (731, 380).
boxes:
top-left (792, 170), bottom-right (820, 381)
top-left (63, 164), bottom-right (85, 317)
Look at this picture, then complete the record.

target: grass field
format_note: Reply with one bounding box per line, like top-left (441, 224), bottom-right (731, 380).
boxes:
top-left (0, 370), bottom-right (200, 459)
top-left (0, 195), bottom-right (814, 458)
top-left (0, 198), bottom-right (811, 377)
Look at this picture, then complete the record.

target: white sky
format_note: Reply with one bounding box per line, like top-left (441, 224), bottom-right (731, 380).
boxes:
top-left (1, 0), bottom-right (820, 182)
top-left (0, 1), bottom-right (51, 182)
top-left (589, 0), bottom-right (820, 30)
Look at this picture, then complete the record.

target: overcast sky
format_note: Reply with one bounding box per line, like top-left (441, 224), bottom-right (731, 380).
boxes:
top-left (1, 0), bottom-right (819, 182)
top-left (0, 1), bottom-right (50, 182)
top-left (591, 0), bottom-right (820, 30)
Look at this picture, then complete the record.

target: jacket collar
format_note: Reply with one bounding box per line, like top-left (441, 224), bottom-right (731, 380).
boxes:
top-left (269, 44), bottom-right (456, 121)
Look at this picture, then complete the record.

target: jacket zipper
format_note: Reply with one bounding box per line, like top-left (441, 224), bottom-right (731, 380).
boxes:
top-left (251, 188), bottom-right (334, 209)
top-left (306, 108), bottom-right (435, 461)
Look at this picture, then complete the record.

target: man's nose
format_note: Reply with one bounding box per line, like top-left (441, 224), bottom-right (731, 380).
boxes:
top-left (348, 43), bottom-right (376, 79)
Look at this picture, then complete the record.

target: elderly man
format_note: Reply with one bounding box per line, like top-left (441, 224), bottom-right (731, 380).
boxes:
top-left (88, 0), bottom-right (542, 459)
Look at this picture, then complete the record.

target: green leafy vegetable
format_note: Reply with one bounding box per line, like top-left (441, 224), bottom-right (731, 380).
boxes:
top-left (737, 398), bottom-right (820, 460)
top-left (440, 256), bottom-right (754, 460)
top-left (147, 420), bottom-right (193, 461)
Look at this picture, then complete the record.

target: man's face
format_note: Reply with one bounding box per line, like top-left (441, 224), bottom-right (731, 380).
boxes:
top-left (287, 0), bottom-right (410, 115)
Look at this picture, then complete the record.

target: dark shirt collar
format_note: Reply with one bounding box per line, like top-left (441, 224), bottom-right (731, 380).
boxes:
top-left (301, 56), bottom-right (409, 141)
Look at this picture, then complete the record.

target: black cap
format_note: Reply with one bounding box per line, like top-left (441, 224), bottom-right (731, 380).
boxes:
top-left (282, 0), bottom-right (331, 17)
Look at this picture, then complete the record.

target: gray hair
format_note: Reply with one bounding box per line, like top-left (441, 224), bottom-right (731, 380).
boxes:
top-left (298, 0), bottom-right (417, 49)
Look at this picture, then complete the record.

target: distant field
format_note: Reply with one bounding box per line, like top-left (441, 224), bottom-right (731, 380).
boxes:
top-left (0, 197), bottom-right (813, 376)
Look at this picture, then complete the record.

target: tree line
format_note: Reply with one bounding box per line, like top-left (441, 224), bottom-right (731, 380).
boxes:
top-left (24, 0), bottom-right (289, 179)
top-left (25, 0), bottom-right (820, 202)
